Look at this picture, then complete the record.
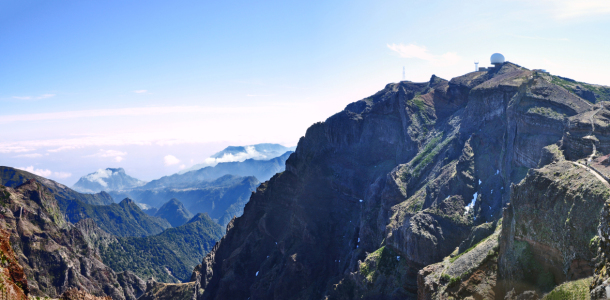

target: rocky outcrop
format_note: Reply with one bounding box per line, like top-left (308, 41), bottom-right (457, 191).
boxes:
top-left (139, 279), bottom-right (197, 300)
top-left (0, 228), bottom-right (28, 299)
top-left (0, 180), bottom-right (135, 299)
top-left (116, 271), bottom-right (147, 300)
top-left (60, 288), bottom-right (113, 300)
top-left (0, 166), bottom-right (114, 205)
top-left (417, 221), bottom-right (500, 299)
top-left (590, 197), bottom-right (610, 298)
top-left (498, 161), bottom-right (607, 295)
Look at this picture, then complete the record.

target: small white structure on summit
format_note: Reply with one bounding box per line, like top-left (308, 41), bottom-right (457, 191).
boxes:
top-left (490, 53), bottom-right (505, 66)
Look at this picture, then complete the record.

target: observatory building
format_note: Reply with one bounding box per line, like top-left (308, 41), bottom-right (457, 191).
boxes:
top-left (476, 53), bottom-right (506, 72)
top-left (490, 53), bottom-right (505, 66)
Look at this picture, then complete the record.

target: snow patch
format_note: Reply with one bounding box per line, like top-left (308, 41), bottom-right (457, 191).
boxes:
top-left (396, 256), bottom-right (400, 261)
top-left (465, 192), bottom-right (478, 215)
top-left (496, 169), bottom-right (500, 175)
top-left (478, 179), bottom-right (482, 185)
top-left (256, 271), bottom-right (259, 276)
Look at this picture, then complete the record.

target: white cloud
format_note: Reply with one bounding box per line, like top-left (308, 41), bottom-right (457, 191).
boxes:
top-left (54, 172), bottom-right (72, 179)
top-left (540, 0), bottom-right (610, 19)
top-left (14, 153), bottom-right (43, 158)
top-left (0, 146), bottom-right (35, 153)
top-left (133, 90), bottom-right (148, 94)
top-left (164, 155), bottom-right (180, 166)
top-left (48, 145), bottom-right (81, 153)
top-left (0, 106), bottom-right (232, 124)
top-left (179, 164), bottom-right (186, 169)
top-left (12, 94), bottom-right (56, 100)
top-left (17, 166), bottom-right (71, 179)
top-left (87, 149), bottom-right (127, 163)
top-left (0, 102), bottom-right (329, 152)
top-left (247, 94), bottom-right (274, 97)
top-left (387, 43), bottom-right (461, 67)
top-left (509, 34), bottom-right (569, 42)
top-left (199, 146), bottom-right (267, 167)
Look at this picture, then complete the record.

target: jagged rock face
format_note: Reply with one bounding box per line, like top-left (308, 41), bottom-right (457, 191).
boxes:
top-left (155, 198), bottom-right (194, 227)
top-left (563, 105), bottom-right (610, 160)
top-left (0, 180), bottom-right (138, 299)
top-left (417, 221), bottom-right (500, 300)
top-left (0, 228), bottom-right (29, 299)
top-left (191, 63), bottom-right (609, 299)
top-left (73, 168), bottom-right (147, 194)
top-left (498, 161), bottom-right (608, 295)
top-left (116, 271), bottom-right (146, 300)
top-left (591, 201), bottom-right (610, 298)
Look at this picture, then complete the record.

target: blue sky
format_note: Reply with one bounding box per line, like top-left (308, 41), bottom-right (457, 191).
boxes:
top-left (2, 0), bottom-right (610, 185)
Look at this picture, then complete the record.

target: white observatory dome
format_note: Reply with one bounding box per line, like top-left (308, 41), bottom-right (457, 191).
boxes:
top-left (490, 53), bottom-right (505, 64)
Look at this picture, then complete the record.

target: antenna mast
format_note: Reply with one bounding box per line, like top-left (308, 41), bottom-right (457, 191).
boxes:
top-left (402, 66), bottom-right (405, 81)
top-left (474, 60), bottom-right (479, 72)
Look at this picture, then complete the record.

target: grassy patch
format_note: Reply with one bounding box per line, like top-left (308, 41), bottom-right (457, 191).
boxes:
top-left (527, 106), bottom-right (566, 120)
top-left (542, 277), bottom-right (593, 300)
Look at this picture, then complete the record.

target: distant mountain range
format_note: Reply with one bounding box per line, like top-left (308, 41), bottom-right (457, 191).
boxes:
top-left (68, 144), bottom-right (293, 231)
top-left (179, 143), bottom-right (295, 174)
top-left (109, 175), bottom-right (259, 229)
top-left (72, 167), bottom-right (146, 193)
top-left (143, 151), bottom-right (292, 189)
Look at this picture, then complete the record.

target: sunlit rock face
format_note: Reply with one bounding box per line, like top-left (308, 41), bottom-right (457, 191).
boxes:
top-left (186, 64), bottom-right (610, 299)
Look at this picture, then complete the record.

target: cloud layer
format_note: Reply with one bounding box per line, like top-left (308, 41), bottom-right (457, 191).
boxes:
top-left (18, 166), bottom-right (71, 179)
top-left (12, 94), bottom-right (56, 100)
top-left (164, 155), bottom-right (180, 166)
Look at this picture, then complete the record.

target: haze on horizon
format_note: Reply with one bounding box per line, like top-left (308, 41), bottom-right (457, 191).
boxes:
top-left (2, 0), bottom-right (610, 185)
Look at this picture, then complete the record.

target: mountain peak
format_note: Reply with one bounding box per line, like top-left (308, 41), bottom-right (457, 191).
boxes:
top-left (72, 167), bottom-right (146, 193)
top-left (155, 198), bottom-right (194, 227)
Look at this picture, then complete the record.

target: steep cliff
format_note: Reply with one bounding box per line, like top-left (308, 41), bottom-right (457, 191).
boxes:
top-left (0, 228), bottom-right (28, 299)
top-left (0, 180), bottom-right (142, 299)
top-left (185, 63), bottom-right (610, 299)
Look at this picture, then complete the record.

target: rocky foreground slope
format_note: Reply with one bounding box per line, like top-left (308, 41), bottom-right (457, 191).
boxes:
top-left (181, 63), bottom-right (610, 299)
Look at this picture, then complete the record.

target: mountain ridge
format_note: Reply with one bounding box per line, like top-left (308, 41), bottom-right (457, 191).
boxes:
top-left (186, 63), bottom-right (610, 299)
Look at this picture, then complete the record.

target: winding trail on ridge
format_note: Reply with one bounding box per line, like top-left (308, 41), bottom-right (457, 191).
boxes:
top-left (571, 104), bottom-right (609, 188)
top-left (586, 105), bottom-right (604, 162)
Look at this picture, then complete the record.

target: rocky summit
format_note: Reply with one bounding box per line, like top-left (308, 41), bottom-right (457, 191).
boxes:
top-left (73, 168), bottom-right (147, 194)
top-left (182, 62), bottom-right (610, 299)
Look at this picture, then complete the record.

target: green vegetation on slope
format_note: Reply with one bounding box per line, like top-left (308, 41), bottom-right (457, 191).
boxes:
top-left (542, 277), bottom-right (592, 300)
top-left (98, 213), bottom-right (223, 283)
top-left (64, 198), bottom-right (171, 237)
